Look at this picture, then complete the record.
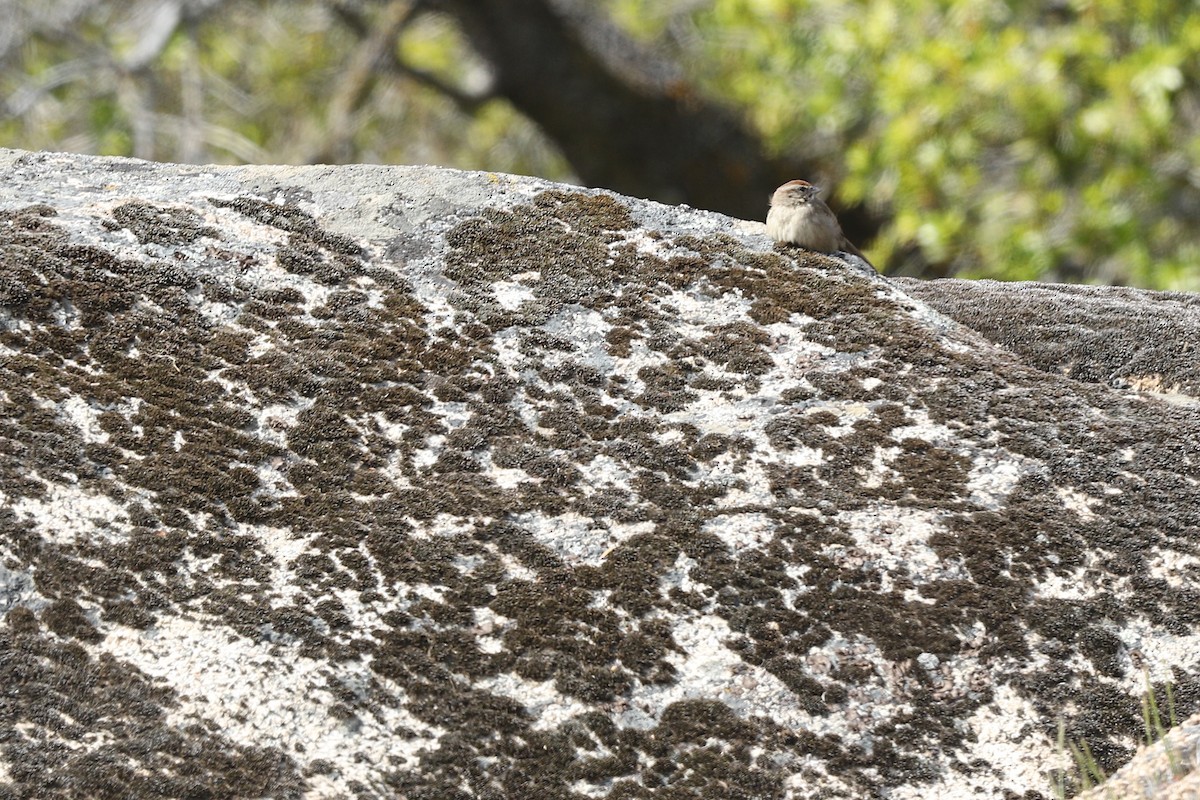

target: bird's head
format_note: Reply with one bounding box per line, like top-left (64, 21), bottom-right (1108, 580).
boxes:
top-left (771, 179), bottom-right (821, 207)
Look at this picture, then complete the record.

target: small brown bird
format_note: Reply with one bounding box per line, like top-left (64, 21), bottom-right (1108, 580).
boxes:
top-left (766, 179), bottom-right (872, 268)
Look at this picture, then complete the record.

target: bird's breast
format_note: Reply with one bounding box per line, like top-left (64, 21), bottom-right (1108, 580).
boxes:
top-left (766, 205), bottom-right (841, 252)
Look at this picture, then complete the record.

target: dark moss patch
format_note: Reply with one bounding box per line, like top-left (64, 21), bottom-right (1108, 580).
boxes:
top-left (105, 201), bottom-right (219, 245)
top-left (209, 196), bottom-right (363, 284)
top-left (40, 598), bottom-right (102, 642)
top-left (700, 322), bottom-right (775, 376)
top-left (891, 437), bottom-right (972, 502)
top-left (634, 363), bottom-right (699, 411)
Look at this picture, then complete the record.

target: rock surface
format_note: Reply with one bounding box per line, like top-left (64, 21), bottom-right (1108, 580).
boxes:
top-left (1, 148), bottom-right (1198, 799)
top-left (1073, 710), bottom-right (1200, 800)
top-left (895, 277), bottom-right (1200, 404)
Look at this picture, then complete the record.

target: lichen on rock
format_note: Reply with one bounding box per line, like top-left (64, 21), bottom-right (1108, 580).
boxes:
top-left (1, 148), bottom-right (1198, 799)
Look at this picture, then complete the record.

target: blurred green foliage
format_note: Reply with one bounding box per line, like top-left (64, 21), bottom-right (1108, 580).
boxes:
top-left (611, 0), bottom-right (1200, 288)
top-left (3, 0), bottom-right (1199, 287)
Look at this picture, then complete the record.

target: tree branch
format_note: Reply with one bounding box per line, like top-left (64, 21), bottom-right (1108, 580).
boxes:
top-left (307, 0), bottom-right (421, 163)
top-left (428, 0), bottom-right (775, 220)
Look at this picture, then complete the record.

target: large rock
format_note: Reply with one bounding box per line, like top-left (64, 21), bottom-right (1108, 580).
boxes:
top-left (1, 148), bottom-right (1197, 799)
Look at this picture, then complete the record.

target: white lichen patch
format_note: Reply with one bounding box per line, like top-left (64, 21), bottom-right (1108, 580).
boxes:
top-left (471, 607), bottom-right (511, 654)
top-left (701, 511), bottom-right (778, 553)
top-left (407, 513), bottom-right (478, 541)
top-left (57, 395), bottom-right (110, 444)
top-left (103, 614), bottom-right (443, 798)
top-left (659, 552), bottom-right (709, 598)
top-left (709, 456), bottom-right (783, 507)
top-left (249, 524), bottom-right (324, 595)
top-left (1115, 616), bottom-right (1200, 685)
top-left (1141, 546), bottom-right (1200, 592)
top-left (616, 613), bottom-right (845, 739)
top-left (1031, 562), bottom-right (1105, 602)
top-left (492, 275), bottom-right (538, 311)
top-left (516, 509), bottom-right (653, 566)
top-left (7, 479), bottom-right (136, 547)
top-left (837, 507), bottom-right (966, 586)
top-left (890, 684), bottom-right (1056, 800)
top-left (967, 450), bottom-right (1030, 508)
top-left (1056, 486), bottom-right (1101, 520)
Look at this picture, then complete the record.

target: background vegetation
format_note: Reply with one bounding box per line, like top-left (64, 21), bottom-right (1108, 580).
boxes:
top-left (3, 0), bottom-right (1199, 288)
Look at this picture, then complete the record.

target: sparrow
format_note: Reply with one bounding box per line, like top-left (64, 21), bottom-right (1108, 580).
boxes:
top-left (766, 179), bottom-right (872, 267)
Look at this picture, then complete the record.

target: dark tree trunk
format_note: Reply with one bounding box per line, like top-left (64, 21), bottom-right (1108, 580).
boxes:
top-left (431, 0), bottom-right (877, 249)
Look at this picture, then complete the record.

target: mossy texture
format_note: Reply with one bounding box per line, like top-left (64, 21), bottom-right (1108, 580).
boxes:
top-left (1, 150), bottom-right (1198, 799)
